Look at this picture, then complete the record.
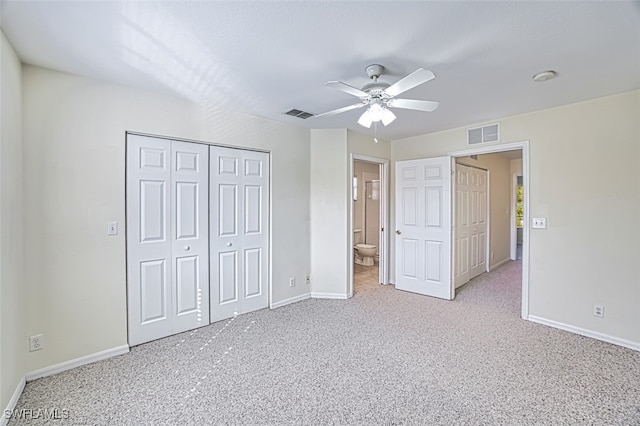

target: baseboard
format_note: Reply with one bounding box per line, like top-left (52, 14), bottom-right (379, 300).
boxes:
top-left (528, 315), bottom-right (640, 352)
top-left (1, 376), bottom-right (26, 426)
top-left (25, 345), bottom-right (130, 382)
top-left (270, 293), bottom-right (310, 309)
top-left (310, 292), bottom-right (348, 299)
top-left (489, 257), bottom-right (511, 271)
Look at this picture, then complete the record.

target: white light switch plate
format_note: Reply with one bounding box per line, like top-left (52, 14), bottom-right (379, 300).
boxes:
top-left (532, 217), bottom-right (547, 229)
top-left (107, 221), bottom-right (118, 235)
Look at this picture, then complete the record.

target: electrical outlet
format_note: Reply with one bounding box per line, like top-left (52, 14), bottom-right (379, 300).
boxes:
top-left (593, 304), bottom-right (604, 318)
top-left (289, 277), bottom-right (295, 287)
top-left (29, 334), bottom-right (44, 352)
top-left (305, 275), bottom-right (311, 285)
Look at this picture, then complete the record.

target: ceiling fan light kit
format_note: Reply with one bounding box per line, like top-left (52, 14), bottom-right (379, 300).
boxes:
top-left (315, 64), bottom-right (440, 129)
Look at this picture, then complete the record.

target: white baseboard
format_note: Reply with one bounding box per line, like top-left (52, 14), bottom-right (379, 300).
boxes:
top-left (270, 293), bottom-right (310, 309)
top-left (25, 345), bottom-right (130, 382)
top-left (528, 315), bottom-right (640, 352)
top-left (489, 257), bottom-right (511, 271)
top-left (1, 376), bottom-right (26, 426)
top-left (311, 292), bottom-right (348, 299)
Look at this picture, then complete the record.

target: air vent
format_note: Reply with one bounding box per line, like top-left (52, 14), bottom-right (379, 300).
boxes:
top-left (285, 109), bottom-right (314, 119)
top-left (467, 123), bottom-right (500, 145)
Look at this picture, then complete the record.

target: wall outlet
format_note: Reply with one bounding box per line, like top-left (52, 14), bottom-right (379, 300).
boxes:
top-left (289, 277), bottom-right (295, 287)
top-left (29, 334), bottom-right (44, 352)
top-left (305, 275), bottom-right (311, 285)
top-left (593, 304), bottom-right (605, 318)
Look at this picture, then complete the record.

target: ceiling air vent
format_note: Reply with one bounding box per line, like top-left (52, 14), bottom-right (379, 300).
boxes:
top-left (285, 109), bottom-right (314, 119)
top-left (467, 123), bottom-right (500, 145)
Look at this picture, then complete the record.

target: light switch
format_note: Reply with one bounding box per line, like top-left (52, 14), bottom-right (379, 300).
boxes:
top-left (532, 217), bottom-right (547, 229)
top-left (107, 221), bottom-right (118, 236)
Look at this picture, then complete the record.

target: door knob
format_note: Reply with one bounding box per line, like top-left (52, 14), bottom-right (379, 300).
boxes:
top-left (396, 230), bottom-right (402, 235)
top-left (227, 242), bottom-right (232, 247)
top-left (184, 246), bottom-right (190, 251)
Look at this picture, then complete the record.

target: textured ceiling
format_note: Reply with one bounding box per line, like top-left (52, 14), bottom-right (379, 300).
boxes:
top-left (1, 1), bottom-right (639, 140)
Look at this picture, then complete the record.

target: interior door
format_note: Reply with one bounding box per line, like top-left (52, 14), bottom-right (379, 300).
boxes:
top-left (126, 135), bottom-right (209, 346)
top-left (210, 146), bottom-right (269, 323)
top-left (395, 157), bottom-right (452, 299)
top-left (171, 141), bottom-right (210, 333)
top-left (454, 164), bottom-right (471, 288)
top-left (469, 167), bottom-right (488, 279)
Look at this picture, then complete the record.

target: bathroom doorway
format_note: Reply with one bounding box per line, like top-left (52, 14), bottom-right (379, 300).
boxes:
top-left (350, 155), bottom-right (389, 296)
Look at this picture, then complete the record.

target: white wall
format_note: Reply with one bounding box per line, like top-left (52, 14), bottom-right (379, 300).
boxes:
top-left (0, 30), bottom-right (25, 411)
top-left (22, 65), bottom-right (311, 372)
top-left (310, 129), bottom-right (390, 297)
top-left (310, 130), bottom-right (349, 296)
top-left (392, 90), bottom-right (640, 345)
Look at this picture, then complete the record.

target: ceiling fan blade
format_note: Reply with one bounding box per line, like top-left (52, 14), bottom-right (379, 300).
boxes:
top-left (388, 98), bottom-right (439, 112)
top-left (314, 102), bottom-right (366, 118)
top-left (383, 68), bottom-right (435, 98)
top-left (326, 81), bottom-right (369, 99)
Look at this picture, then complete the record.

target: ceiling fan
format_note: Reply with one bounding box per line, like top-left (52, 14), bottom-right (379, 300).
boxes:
top-left (315, 64), bottom-right (439, 128)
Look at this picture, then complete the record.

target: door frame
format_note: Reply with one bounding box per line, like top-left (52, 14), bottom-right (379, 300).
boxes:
top-left (448, 141), bottom-right (530, 319)
top-left (349, 154), bottom-right (390, 297)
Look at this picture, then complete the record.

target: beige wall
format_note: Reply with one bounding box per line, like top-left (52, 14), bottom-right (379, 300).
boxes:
top-left (0, 30), bottom-right (25, 412)
top-left (353, 160), bottom-right (379, 241)
top-left (22, 65), bottom-right (311, 372)
top-left (392, 90), bottom-right (640, 345)
top-left (456, 153), bottom-right (512, 269)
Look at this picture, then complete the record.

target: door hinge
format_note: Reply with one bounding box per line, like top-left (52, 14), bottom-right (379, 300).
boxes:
top-left (381, 227), bottom-right (384, 232)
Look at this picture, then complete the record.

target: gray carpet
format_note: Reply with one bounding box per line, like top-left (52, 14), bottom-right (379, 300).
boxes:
top-left (10, 261), bottom-right (640, 425)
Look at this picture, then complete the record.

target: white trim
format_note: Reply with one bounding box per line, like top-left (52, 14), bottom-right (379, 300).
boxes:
top-left (25, 345), bottom-right (130, 382)
top-left (528, 316), bottom-right (640, 352)
top-left (489, 257), bottom-right (511, 271)
top-left (1, 377), bottom-right (26, 426)
top-left (270, 293), bottom-right (310, 309)
top-left (311, 292), bottom-right (349, 300)
top-left (448, 140), bottom-right (530, 320)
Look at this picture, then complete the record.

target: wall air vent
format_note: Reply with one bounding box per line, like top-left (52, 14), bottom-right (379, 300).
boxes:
top-left (467, 123), bottom-right (500, 145)
top-left (285, 109), bottom-right (314, 119)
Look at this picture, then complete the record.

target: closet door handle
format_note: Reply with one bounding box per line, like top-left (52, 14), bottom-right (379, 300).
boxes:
top-left (396, 230), bottom-right (402, 235)
top-left (184, 246), bottom-right (190, 251)
top-left (227, 242), bottom-right (233, 247)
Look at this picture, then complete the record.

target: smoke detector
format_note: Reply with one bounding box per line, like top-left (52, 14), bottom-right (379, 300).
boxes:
top-left (532, 70), bottom-right (558, 82)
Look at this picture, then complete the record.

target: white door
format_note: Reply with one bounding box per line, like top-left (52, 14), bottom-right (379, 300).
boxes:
top-left (454, 164), bottom-right (471, 288)
top-left (126, 135), bottom-right (209, 346)
top-left (469, 167), bottom-right (488, 279)
top-left (395, 157), bottom-right (452, 300)
top-left (210, 146), bottom-right (269, 323)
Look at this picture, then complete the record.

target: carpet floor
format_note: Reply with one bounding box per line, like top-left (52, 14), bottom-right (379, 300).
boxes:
top-left (10, 261), bottom-right (640, 425)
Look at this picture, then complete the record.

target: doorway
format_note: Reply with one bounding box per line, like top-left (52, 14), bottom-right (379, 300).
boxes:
top-left (393, 141), bottom-right (529, 319)
top-left (349, 154), bottom-right (389, 296)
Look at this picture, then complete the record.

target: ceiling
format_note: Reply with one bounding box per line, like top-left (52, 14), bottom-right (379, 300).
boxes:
top-left (1, 1), bottom-right (639, 141)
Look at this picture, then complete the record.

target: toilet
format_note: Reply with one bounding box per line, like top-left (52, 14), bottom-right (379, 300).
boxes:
top-left (354, 228), bottom-right (377, 266)
top-left (355, 243), bottom-right (377, 266)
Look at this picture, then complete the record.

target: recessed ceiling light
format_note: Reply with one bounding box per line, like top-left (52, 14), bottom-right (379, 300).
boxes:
top-left (532, 70), bottom-right (558, 82)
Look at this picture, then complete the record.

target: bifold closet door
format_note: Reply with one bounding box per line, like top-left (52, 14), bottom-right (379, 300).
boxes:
top-left (210, 146), bottom-right (270, 323)
top-left (126, 135), bottom-right (209, 346)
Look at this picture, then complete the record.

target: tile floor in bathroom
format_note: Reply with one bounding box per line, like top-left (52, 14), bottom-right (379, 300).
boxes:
top-left (354, 262), bottom-right (380, 292)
